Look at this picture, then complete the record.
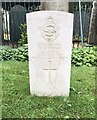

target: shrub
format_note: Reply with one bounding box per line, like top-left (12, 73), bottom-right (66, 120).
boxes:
top-left (18, 24), bottom-right (27, 46)
top-left (0, 45), bottom-right (28, 62)
top-left (72, 47), bottom-right (97, 66)
top-left (0, 46), bottom-right (97, 66)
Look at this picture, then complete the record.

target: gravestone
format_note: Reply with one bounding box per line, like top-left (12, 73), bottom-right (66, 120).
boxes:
top-left (9, 5), bottom-right (26, 46)
top-left (27, 11), bottom-right (73, 96)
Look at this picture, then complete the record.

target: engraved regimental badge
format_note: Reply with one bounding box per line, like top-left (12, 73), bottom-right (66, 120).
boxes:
top-left (41, 16), bottom-right (59, 42)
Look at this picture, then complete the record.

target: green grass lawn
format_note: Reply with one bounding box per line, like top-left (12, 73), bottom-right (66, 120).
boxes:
top-left (2, 61), bottom-right (95, 118)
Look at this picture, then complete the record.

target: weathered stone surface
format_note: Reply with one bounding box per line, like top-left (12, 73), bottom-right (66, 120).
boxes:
top-left (27, 11), bottom-right (73, 96)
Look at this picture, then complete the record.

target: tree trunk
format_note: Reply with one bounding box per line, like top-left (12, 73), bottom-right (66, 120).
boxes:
top-left (88, 1), bottom-right (97, 45)
top-left (0, 2), bottom-right (2, 45)
top-left (41, 0), bottom-right (69, 12)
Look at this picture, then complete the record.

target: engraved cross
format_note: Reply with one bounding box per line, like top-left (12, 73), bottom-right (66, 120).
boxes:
top-left (43, 61), bottom-right (56, 82)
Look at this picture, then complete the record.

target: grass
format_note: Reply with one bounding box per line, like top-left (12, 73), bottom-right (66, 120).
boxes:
top-left (2, 61), bottom-right (95, 118)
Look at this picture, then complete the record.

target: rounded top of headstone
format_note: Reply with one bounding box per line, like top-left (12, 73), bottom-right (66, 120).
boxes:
top-left (93, 1), bottom-right (97, 8)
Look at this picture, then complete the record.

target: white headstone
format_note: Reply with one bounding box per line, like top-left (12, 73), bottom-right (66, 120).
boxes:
top-left (27, 11), bottom-right (73, 97)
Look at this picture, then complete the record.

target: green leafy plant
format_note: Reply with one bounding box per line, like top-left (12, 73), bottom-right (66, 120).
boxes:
top-left (18, 24), bottom-right (27, 46)
top-left (0, 46), bottom-right (97, 66)
top-left (0, 45), bottom-right (28, 62)
top-left (72, 47), bottom-right (97, 66)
